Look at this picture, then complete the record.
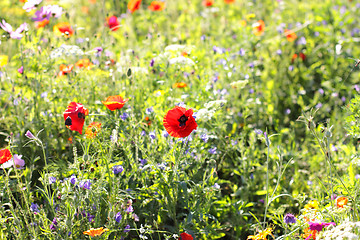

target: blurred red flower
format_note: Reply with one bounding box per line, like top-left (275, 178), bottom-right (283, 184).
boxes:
top-left (179, 232), bottom-right (193, 240)
top-left (252, 20), bottom-right (265, 36)
top-left (63, 102), bottom-right (89, 134)
top-left (102, 95), bottom-right (128, 111)
top-left (53, 22), bottom-right (74, 38)
top-left (0, 149), bottom-right (12, 165)
top-left (285, 29), bottom-right (297, 42)
top-left (336, 196), bottom-right (348, 208)
top-left (202, 0), bottom-right (214, 7)
top-left (107, 16), bottom-right (120, 31)
top-left (58, 64), bottom-right (74, 77)
top-left (163, 106), bottom-right (197, 138)
top-left (148, 1), bottom-right (165, 11)
top-left (128, 0), bottom-right (142, 13)
top-left (224, 0), bottom-right (235, 3)
top-left (75, 59), bottom-right (94, 70)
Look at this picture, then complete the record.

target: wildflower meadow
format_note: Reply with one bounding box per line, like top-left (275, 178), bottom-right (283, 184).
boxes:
top-left (1, 0), bottom-right (360, 239)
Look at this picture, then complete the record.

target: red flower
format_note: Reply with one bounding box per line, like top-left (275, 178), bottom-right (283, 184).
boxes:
top-left (252, 20), bottom-right (265, 36)
top-left (336, 196), bottom-right (348, 208)
top-left (224, 0), bottom-right (235, 3)
top-left (58, 64), bottom-right (74, 77)
top-left (63, 102), bottom-right (89, 134)
top-left (107, 16), bottom-right (120, 31)
top-left (0, 149), bottom-right (12, 165)
top-left (285, 29), bottom-right (297, 42)
top-left (102, 95), bottom-right (128, 111)
top-left (148, 1), bottom-right (165, 11)
top-left (299, 52), bottom-right (306, 61)
top-left (163, 106), bottom-right (197, 138)
top-left (202, 0), bottom-right (214, 7)
top-left (53, 22), bottom-right (74, 38)
top-left (75, 59), bottom-right (94, 70)
top-left (179, 232), bottom-right (193, 240)
top-left (128, 0), bottom-right (142, 13)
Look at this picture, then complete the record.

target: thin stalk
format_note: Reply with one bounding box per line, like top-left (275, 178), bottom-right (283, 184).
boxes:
top-left (263, 139), bottom-right (270, 230)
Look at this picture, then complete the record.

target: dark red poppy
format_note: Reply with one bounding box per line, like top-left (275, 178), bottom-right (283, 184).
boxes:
top-left (0, 148), bottom-right (12, 164)
top-left (163, 106), bottom-right (197, 138)
top-left (102, 95), bottom-right (128, 111)
top-left (179, 232), bottom-right (193, 240)
top-left (63, 102), bottom-right (89, 134)
top-left (299, 52), bottom-right (306, 61)
top-left (107, 16), bottom-right (120, 31)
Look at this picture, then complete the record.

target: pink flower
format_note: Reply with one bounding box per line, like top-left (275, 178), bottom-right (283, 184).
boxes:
top-left (308, 222), bottom-right (336, 232)
top-left (2, 154), bottom-right (25, 169)
top-left (23, 0), bottom-right (42, 12)
top-left (0, 20), bottom-right (28, 40)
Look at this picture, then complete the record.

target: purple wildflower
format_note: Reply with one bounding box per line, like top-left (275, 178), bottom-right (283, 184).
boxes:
top-left (50, 217), bottom-right (57, 230)
top-left (32, 6), bottom-right (52, 21)
top-left (208, 147), bottom-right (217, 154)
top-left (200, 133), bottom-right (209, 143)
top-left (49, 176), bottom-right (56, 184)
top-left (25, 130), bottom-right (36, 139)
top-left (70, 174), bottom-right (77, 185)
top-left (113, 165), bottom-right (124, 174)
top-left (284, 213), bottom-right (296, 224)
top-left (120, 112), bottom-right (129, 121)
top-left (115, 212), bottom-right (122, 223)
top-left (150, 58), bottom-right (155, 67)
top-left (126, 205), bottom-right (133, 213)
top-left (30, 203), bottom-right (40, 213)
top-left (124, 225), bottom-right (130, 232)
top-left (79, 179), bottom-right (91, 190)
top-left (149, 131), bottom-right (156, 140)
top-left (145, 107), bottom-right (154, 115)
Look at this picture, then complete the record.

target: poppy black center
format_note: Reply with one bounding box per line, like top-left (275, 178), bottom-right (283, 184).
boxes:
top-left (178, 114), bottom-right (188, 127)
top-left (65, 116), bottom-right (72, 126)
top-left (78, 112), bottom-right (85, 119)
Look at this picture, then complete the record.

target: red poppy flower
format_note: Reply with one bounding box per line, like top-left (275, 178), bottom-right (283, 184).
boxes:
top-left (63, 102), bottom-right (89, 134)
top-left (299, 52), bottom-right (306, 61)
top-left (202, 0), bottom-right (214, 7)
top-left (128, 0), bottom-right (142, 13)
top-left (173, 82), bottom-right (187, 88)
top-left (179, 232), bottom-right (193, 240)
top-left (75, 59), bottom-right (94, 70)
top-left (224, 0), bottom-right (235, 4)
top-left (58, 64), bottom-right (74, 77)
top-left (285, 29), bottom-right (297, 42)
top-left (163, 106), bottom-right (197, 138)
top-left (148, 1), bottom-right (165, 11)
top-left (0, 149), bottom-right (12, 165)
top-left (252, 20), bottom-right (265, 36)
top-left (336, 196), bottom-right (348, 208)
top-left (102, 95), bottom-right (128, 111)
top-left (53, 22), bottom-right (74, 38)
top-left (107, 16), bottom-right (120, 31)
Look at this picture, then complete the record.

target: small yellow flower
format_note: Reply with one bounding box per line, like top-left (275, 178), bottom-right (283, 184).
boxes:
top-left (0, 55), bottom-right (9, 68)
top-left (304, 200), bottom-right (319, 210)
top-left (247, 228), bottom-right (274, 240)
top-left (83, 227), bottom-right (109, 237)
top-left (246, 13), bottom-right (256, 20)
